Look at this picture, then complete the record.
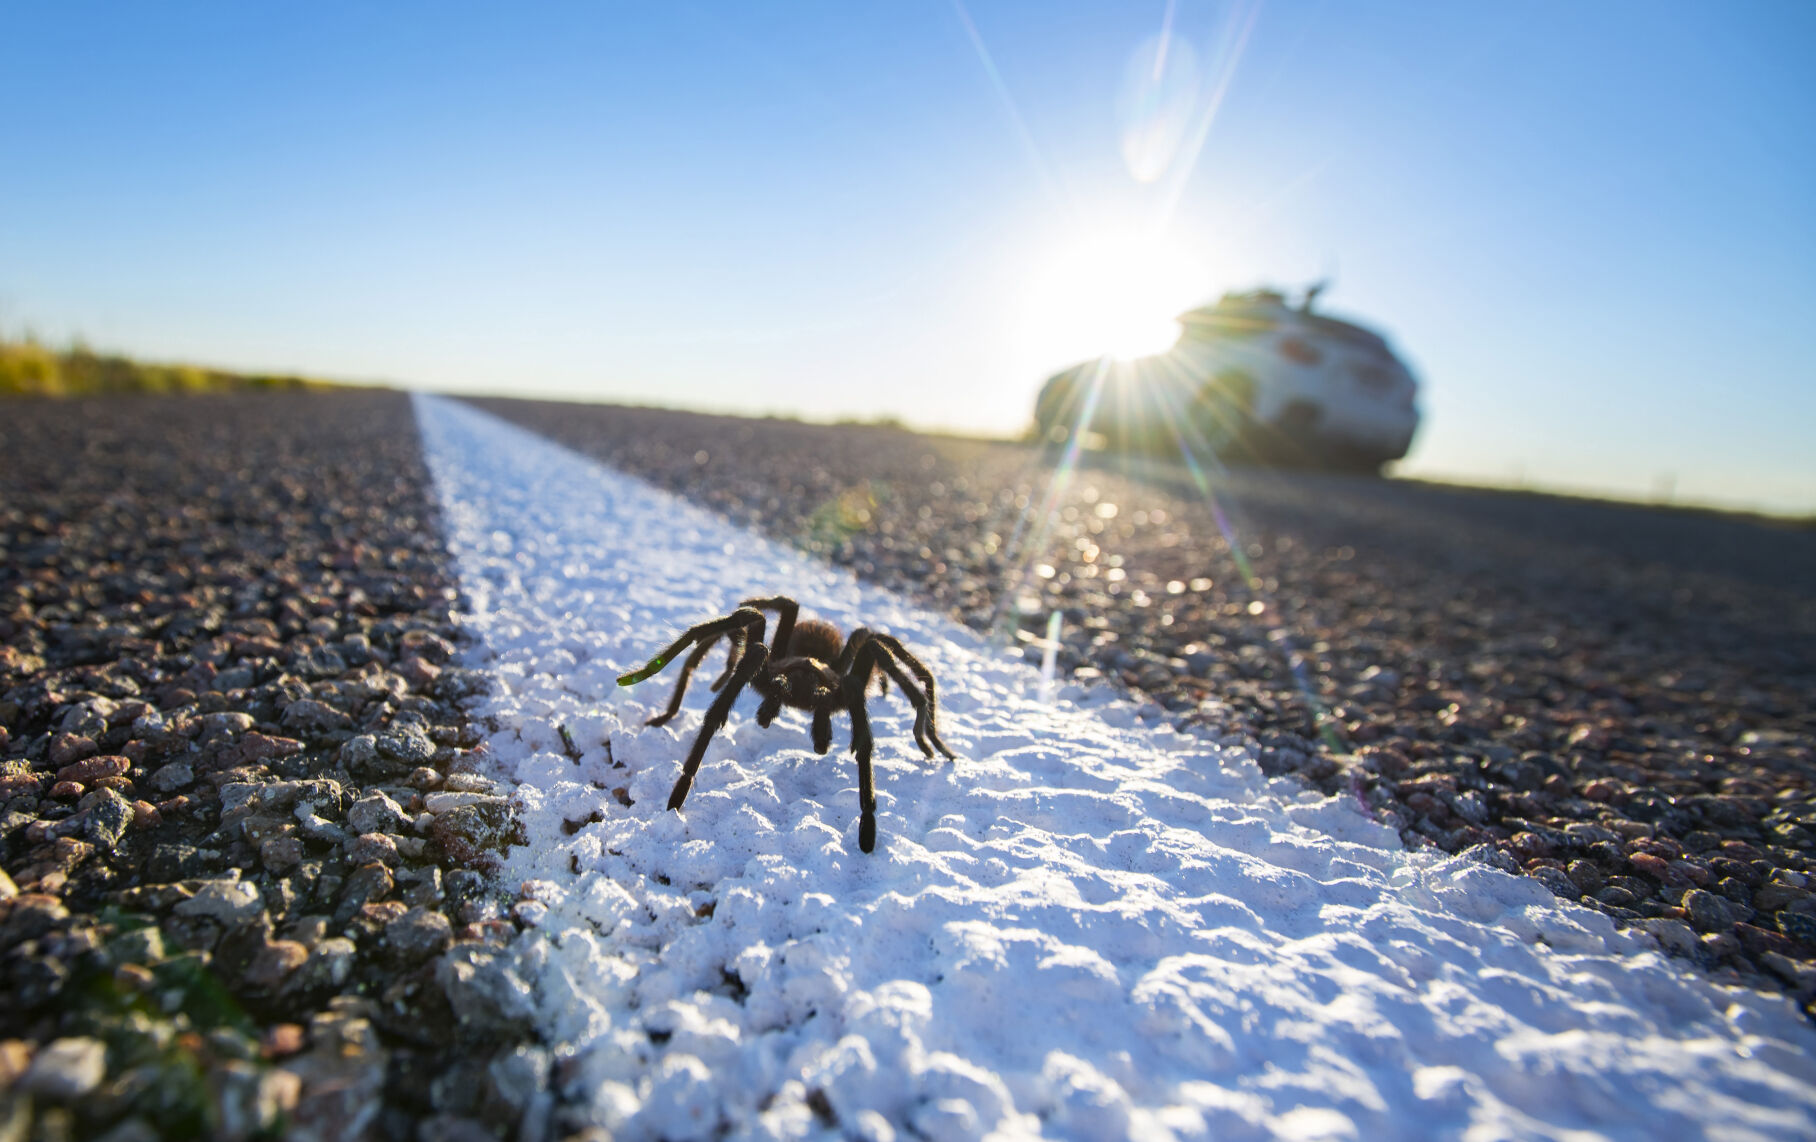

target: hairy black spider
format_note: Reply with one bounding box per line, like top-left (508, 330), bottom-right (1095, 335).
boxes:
top-left (616, 595), bottom-right (956, 852)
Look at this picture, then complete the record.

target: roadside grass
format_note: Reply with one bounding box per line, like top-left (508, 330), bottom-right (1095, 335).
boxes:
top-left (0, 337), bottom-right (353, 398)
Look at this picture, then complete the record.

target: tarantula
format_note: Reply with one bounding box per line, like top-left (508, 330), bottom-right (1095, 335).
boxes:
top-left (616, 595), bottom-right (955, 852)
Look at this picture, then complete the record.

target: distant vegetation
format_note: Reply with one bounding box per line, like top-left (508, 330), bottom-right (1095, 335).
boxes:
top-left (0, 337), bottom-right (346, 398)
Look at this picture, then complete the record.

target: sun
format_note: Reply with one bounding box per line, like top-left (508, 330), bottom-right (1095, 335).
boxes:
top-left (1016, 230), bottom-right (1209, 369)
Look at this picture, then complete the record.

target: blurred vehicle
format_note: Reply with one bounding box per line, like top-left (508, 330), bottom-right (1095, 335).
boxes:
top-left (1033, 284), bottom-right (1421, 472)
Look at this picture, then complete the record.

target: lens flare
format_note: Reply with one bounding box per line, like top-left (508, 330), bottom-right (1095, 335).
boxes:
top-left (1016, 232), bottom-right (1207, 367)
top-left (1119, 31), bottom-right (1200, 184)
top-left (998, 347), bottom-right (1347, 755)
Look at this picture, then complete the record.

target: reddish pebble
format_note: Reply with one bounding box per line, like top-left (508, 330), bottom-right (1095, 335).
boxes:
top-left (0, 774), bottom-right (43, 799)
top-left (1511, 832), bottom-right (1553, 860)
top-left (54, 754), bottom-right (130, 786)
top-left (346, 833), bottom-right (400, 866)
top-left (1734, 923), bottom-right (1793, 957)
top-left (48, 733), bottom-right (98, 767)
top-left (260, 836), bottom-right (305, 872)
top-left (131, 800), bottom-right (161, 829)
top-left (359, 900), bottom-right (410, 927)
top-left (241, 940), bottom-right (310, 990)
top-left (399, 655), bottom-right (442, 689)
top-left (235, 636), bottom-right (284, 660)
top-left (237, 732), bottom-right (304, 763)
top-left (1630, 852), bottom-right (1670, 879)
top-left (1720, 840), bottom-right (1766, 862)
top-left (261, 1023), bottom-right (307, 1059)
top-left (1404, 791), bottom-right (1442, 815)
top-left (1581, 779), bottom-right (1618, 802)
top-left (48, 781), bottom-right (85, 801)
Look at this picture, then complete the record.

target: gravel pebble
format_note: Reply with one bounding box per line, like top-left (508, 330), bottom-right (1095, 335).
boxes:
top-left (174, 878), bottom-right (266, 926)
top-left (383, 905), bottom-right (454, 965)
top-left (17, 1036), bottom-right (105, 1100)
top-left (347, 790), bottom-right (409, 835)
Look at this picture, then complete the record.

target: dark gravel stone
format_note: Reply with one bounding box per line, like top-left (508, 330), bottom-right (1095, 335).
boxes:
top-left (1596, 886), bottom-right (1639, 909)
top-left (281, 698), bottom-right (353, 738)
top-left (336, 862), bottom-right (396, 922)
top-left (1684, 889), bottom-right (1732, 932)
top-left (347, 791), bottom-right (410, 836)
top-left (382, 906), bottom-right (454, 966)
top-left (437, 944), bottom-right (537, 1041)
top-left (430, 801), bottom-right (521, 868)
top-left (1781, 911), bottom-right (1816, 944)
top-left (80, 788), bottom-right (132, 847)
top-left (1566, 860), bottom-right (1605, 895)
top-left (377, 723), bottom-right (436, 765)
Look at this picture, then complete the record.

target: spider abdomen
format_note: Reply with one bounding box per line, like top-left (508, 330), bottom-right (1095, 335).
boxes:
top-left (788, 617), bottom-right (884, 696)
top-left (787, 618), bottom-right (845, 663)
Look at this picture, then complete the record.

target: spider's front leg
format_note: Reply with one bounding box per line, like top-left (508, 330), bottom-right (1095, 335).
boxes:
top-left (617, 607), bottom-right (765, 688)
top-left (646, 634), bottom-right (723, 727)
top-left (617, 607), bottom-right (770, 814)
top-left (667, 640), bottom-right (769, 812)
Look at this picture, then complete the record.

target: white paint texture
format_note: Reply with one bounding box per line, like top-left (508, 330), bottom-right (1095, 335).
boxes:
top-left (414, 394), bottom-right (1816, 1141)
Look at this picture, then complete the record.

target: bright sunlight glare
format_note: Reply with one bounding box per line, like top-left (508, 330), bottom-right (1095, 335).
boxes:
top-left (1015, 231), bottom-right (1209, 370)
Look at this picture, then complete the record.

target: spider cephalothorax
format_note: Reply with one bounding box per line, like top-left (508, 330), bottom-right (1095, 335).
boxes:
top-left (616, 595), bottom-right (955, 852)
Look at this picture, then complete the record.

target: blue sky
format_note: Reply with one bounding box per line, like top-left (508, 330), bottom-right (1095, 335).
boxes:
top-left (4, 2), bottom-right (1813, 514)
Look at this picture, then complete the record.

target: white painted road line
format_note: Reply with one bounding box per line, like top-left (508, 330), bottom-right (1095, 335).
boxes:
top-left (415, 393), bottom-right (1816, 1142)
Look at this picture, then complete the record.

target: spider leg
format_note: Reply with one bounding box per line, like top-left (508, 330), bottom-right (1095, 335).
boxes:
top-left (832, 627), bottom-right (872, 676)
top-left (618, 607), bottom-right (765, 688)
top-left (811, 707), bottom-right (833, 755)
top-left (874, 657), bottom-right (935, 757)
top-left (841, 665), bottom-right (880, 853)
top-left (862, 634), bottom-right (957, 761)
top-left (756, 690), bottom-right (784, 727)
top-left (709, 636), bottom-right (743, 692)
top-left (740, 595), bottom-right (800, 658)
top-left (645, 634), bottom-right (719, 727)
top-left (668, 638), bottom-right (770, 813)
top-left (832, 626), bottom-right (890, 696)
